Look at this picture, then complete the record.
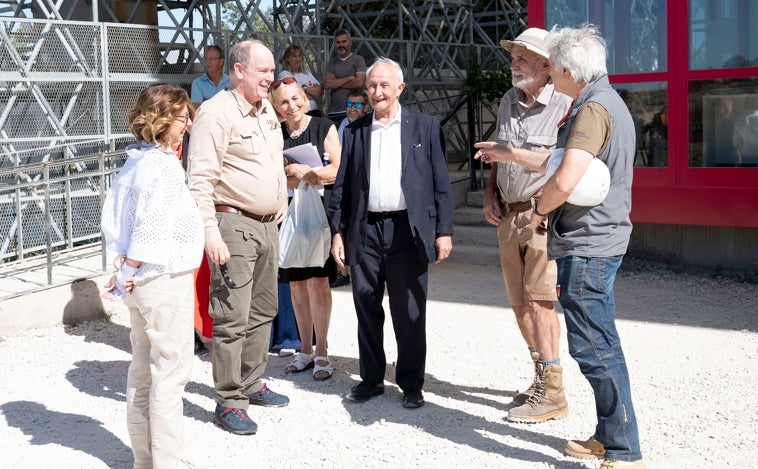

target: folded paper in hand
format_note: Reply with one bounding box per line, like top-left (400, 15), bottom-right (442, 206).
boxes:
top-left (283, 143), bottom-right (324, 196)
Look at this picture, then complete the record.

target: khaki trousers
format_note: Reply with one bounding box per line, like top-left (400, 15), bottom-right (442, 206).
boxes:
top-left (124, 272), bottom-right (194, 469)
top-left (210, 213), bottom-right (279, 409)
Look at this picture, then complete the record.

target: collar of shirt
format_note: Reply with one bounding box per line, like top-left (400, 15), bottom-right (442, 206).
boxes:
top-left (516, 82), bottom-right (555, 109)
top-left (371, 103), bottom-right (402, 130)
top-left (229, 88), bottom-right (271, 117)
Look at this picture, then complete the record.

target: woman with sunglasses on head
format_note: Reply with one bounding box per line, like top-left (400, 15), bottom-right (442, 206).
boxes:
top-left (101, 84), bottom-right (204, 468)
top-left (270, 77), bottom-right (341, 381)
top-left (279, 44), bottom-right (324, 116)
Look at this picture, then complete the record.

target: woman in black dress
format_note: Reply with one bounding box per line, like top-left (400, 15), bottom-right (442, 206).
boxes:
top-left (270, 77), bottom-right (342, 380)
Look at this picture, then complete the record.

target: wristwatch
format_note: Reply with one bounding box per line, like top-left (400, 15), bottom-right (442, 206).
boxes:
top-left (533, 203), bottom-right (548, 217)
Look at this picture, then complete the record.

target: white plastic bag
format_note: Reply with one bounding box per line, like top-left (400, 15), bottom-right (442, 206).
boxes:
top-left (279, 181), bottom-right (331, 269)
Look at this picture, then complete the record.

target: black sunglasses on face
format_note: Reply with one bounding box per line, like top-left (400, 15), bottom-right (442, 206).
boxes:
top-left (346, 101), bottom-right (364, 109)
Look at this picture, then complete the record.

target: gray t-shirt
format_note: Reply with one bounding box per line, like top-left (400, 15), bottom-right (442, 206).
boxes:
top-left (325, 53), bottom-right (367, 114)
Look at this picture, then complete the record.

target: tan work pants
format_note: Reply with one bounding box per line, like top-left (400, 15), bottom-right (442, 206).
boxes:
top-left (124, 271), bottom-right (194, 469)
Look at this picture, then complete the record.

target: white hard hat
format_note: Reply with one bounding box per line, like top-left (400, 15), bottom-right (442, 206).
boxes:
top-left (546, 148), bottom-right (610, 207)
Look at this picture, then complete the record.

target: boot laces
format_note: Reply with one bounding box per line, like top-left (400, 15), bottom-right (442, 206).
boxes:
top-left (524, 375), bottom-right (546, 407)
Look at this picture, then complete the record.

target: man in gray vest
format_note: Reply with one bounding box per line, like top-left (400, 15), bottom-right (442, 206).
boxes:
top-left (533, 25), bottom-right (644, 469)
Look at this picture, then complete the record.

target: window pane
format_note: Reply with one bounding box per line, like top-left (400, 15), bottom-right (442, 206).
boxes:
top-left (690, 79), bottom-right (758, 167)
top-left (689, 0), bottom-right (758, 70)
top-left (615, 82), bottom-right (668, 167)
top-left (545, 0), bottom-right (666, 73)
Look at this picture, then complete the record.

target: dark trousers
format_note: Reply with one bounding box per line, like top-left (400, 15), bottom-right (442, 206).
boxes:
top-left (350, 213), bottom-right (428, 392)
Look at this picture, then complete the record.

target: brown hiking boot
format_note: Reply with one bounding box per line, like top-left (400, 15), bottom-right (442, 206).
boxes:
top-left (600, 459), bottom-right (646, 469)
top-left (506, 364), bottom-right (568, 423)
top-left (564, 436), bottom-right (606, 459)
top-left (512, 351), bottom-right (540, 406)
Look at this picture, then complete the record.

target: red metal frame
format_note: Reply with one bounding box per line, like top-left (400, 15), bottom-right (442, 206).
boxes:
top-left (529, 1), bottom-right (758, 228)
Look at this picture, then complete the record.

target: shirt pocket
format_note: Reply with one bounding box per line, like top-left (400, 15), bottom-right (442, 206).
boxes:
top-left (526, 134), bottom-right (558, 152)
top-left (229, 126), bottom-right (259, 158)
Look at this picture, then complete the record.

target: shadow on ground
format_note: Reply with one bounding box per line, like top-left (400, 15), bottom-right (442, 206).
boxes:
top-left (1, 401), bottom-right (132, 469)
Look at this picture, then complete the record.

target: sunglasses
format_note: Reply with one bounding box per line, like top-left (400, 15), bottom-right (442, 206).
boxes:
top-left (346, 101), bottom-right (365, 109)
top-left (219, 263), bottom-right (238, 289)
top-left (270, 76), bottom-right (297, 91)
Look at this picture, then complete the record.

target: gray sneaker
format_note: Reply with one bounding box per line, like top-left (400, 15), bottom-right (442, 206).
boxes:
top-left (214, 404), bottom-right (257, 435)
top-left (249, 383), bottom-right (290, 407)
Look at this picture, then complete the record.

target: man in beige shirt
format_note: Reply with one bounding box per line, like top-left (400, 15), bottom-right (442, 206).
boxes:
top-left (474, 28), bottom-right (572, 424)
top-left (188, 39), bottom-right (289, 435)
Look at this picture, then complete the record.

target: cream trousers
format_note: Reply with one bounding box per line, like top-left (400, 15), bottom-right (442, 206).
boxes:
top-left (124, 272), bottom-right (194, 469)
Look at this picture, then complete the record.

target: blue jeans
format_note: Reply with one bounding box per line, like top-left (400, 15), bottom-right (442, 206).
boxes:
top-left (557, 255), bottom-right (642, 461)
top-left (270, 282), bottom-right (302, 351)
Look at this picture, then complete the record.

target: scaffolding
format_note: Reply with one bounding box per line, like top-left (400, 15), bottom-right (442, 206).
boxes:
top-left (0, 0), bottom-right (527, 263)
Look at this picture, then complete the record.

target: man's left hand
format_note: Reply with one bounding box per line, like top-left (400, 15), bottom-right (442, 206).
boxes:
top-left (530, 213), bottom-right (548, 236)
top-left (434, 234), bottom-right (452, 264)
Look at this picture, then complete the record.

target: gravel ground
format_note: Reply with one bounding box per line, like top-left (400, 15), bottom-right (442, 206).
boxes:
top-left (0, 260), bottom-right (756, 468)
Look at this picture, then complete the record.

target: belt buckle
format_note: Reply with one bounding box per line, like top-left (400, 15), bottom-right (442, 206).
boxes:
top-left (262, 213), bottom-right (275, 223)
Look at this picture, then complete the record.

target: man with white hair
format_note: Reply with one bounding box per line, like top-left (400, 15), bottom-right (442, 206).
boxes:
top-left (473, 28), bottom-right (572, 423)
top-left (329, 57), bottom-right (453, 409)
top-left (532, 24), bottom-right (645, 469)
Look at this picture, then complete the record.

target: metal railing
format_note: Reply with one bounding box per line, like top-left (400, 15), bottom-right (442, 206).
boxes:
top-left (1, 17), bottom-right (508, 283)
top-left (0, 149), bottom-right (125, 282)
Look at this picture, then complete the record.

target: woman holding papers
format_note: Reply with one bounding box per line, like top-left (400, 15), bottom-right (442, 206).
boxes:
top-left (270, 77), bottom-right (342, 380)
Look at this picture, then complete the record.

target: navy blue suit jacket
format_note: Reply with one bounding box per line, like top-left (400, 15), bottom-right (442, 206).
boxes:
top-left (328, 107), bottom-right (453, 265)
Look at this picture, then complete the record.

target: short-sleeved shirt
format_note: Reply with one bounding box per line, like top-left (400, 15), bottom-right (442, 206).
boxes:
top-left (187, 88), bottom-right (286, 244)
top-left (190, 72), bottom-right (230, 103)
top-left (325, 53), bottom-right (367, 114)
top-left (278, 70), bottom-right (321, 112)
top-left (495, 83), bottom-right (572, 204)
top-left (565, 102), bottom-right (611, 156)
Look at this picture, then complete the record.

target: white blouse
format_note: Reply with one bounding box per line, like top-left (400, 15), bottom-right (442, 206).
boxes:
top-left (101, 142), bottom-right (204, 283)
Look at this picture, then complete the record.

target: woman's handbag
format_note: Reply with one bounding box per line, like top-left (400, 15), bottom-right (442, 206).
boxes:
top-left (279, 181), bottom-right (331, 269)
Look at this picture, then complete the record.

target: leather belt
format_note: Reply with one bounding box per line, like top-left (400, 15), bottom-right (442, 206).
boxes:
top-left (215, 204), bottom-right (276, 223)
top-left (367, 210), bottom-right (406, 222)
top-left (506, 199), bottom-right (534, 214)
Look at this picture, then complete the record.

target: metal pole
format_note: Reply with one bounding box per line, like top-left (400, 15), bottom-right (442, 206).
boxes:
top-left (44, 163), bottom-right (53, 285)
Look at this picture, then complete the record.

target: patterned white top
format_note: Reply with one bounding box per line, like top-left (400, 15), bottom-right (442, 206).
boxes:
top-left (101, 142), bottom-right (204, 284)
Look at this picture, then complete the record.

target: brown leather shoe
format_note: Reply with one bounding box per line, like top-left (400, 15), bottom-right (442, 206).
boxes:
top-left (565, 436), bottom-right (606, 459)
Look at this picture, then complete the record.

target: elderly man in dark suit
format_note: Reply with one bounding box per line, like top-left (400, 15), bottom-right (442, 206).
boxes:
top-left (328, 57), bottom-right (453, 409)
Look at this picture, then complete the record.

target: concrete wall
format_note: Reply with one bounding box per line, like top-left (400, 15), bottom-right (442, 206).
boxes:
top-left (0, 273), bottom-right (116, 337)
top-left (629, 223), bottom-right (758, 272)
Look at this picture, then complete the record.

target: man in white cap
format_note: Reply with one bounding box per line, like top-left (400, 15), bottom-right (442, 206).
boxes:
top-left (473, 28), bottom-right (572, 423)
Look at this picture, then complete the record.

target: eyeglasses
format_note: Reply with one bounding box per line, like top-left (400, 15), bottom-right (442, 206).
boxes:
top-left (270, 76), bottom-right (297, 91)
top-left (174, 114), bottom-right (191, 124)
top-left (346, 101), bottom-right (364, 109)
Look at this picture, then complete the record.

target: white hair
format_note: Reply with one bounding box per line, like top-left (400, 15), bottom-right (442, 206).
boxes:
top-left (366, 57), bottom-right (404, 84)
top-left (546, 24), bottom-right (607, 85)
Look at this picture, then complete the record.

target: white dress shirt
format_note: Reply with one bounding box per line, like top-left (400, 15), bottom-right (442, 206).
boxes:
top-left (368, 104), bottom-right (406, 212)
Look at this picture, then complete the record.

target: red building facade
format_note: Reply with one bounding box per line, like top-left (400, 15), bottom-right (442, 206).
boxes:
top-left (529, 0), bottom-right (758, 269)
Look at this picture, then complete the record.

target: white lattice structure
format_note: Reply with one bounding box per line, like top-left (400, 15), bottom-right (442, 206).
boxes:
top-left (0, 0), bottom-right (527, 262)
